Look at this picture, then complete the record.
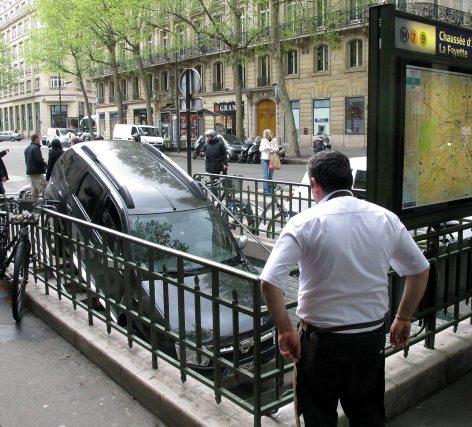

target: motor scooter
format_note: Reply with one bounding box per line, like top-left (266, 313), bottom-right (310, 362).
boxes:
top-left (238, 137), bottom-right (253, 163)
top-left (312, 133), bottom-right (331, 153)
top-left (247, 137), bottom-right (261, 163)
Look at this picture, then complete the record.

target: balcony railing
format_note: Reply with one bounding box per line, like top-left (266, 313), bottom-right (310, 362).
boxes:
top-left (109, 95), bottom-right (115, 103)
top-left (132, 91), bottom-right (140, 100)
top-left (212, 82), bottom-right (224, 92)
top-left (257, 76), bottom-right (270, 87)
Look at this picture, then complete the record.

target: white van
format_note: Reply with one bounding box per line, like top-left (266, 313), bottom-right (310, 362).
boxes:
top-left (46, 128), bottom-right (76, 146)
top-left (113, 124), bottom-right (164, 147)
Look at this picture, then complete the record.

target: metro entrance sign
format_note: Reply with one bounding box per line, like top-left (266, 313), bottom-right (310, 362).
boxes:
top-left (368, 5), bottom-right (472, 228)
top-left (179, 68), bottom-right (201, 96)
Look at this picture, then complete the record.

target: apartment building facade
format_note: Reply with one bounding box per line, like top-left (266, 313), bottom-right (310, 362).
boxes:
top-left (0, 0), bottom-right (94, 138)
top-left (93, 0), bottom-right (472, 147)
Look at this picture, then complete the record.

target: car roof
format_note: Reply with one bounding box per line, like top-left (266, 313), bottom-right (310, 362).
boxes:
top-left (74, 140), bottom-right (208, 214)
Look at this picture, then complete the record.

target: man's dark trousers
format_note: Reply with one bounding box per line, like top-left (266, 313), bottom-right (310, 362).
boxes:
top-left (296, 325), bottom-right (386, 427)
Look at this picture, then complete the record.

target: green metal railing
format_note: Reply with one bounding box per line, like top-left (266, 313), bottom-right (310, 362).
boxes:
top-left (23, 203), bottom-right (472, 426)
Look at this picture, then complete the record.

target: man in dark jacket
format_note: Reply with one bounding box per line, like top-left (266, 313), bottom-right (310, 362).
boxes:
top-left (24, 134), bottom-right (47, 202)
top-left (0, 148), bottom-right (9, 195)
top-left (202, 130), bottom-right (228, 174)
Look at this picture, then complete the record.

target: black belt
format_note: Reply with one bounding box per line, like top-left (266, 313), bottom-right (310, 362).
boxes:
top-left (300, 315), bottom-right (386, 335)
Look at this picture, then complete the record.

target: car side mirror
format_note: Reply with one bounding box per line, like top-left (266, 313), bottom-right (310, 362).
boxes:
top-left (238, 235), bottom-right (248, 250)
top-left (132, 133), bottom-right (141, 143)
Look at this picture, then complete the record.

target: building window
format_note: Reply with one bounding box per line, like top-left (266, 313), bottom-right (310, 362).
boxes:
top-left (132, 77), bottom-right (140, 100)
top-left (161, 71), bottom-right (168, 91)
top-left (349, 39), bottom-right (363, 68)
top-left (287, 50), bottom-right (298, 75)
top-left (15, 105), bottom-right (20, 130)
top-left (212, 62), bottom-right (224, 92)
top-left (121, 79), bottom-right (127, 101)
top-left (161, 30), bottom-right (168, 50)
top-left (286, 1), bottom-right (298, 34)
top-left (258, 55), bottom-right (271, 87)
top-left (98, 83), bottom-right (105, 103)
top-left (109, 81), bottom-right (115, 103)
top-left (345, 97), bottom-right (364, 135)
top-left (27, 103), bottom-right (33, 130)
top-left (313, 99), bottom-right (330, 135)
top-left (34, 102), bottom-right (40, 131)
top-left (51, 105), bottom-right (67, 128)
top-left (50, 76), bottom-right (65, 88)
top-left (238, 64), bottom-right (246, 88)
top-left (350, 0), bottom-right (362, 21)
top-left (316, 45), bottom-right (329, 72)
top-left (259, 1), bottom-right (270, 28)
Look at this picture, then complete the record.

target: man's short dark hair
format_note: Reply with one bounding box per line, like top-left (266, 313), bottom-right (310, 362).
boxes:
top-left (307, 151), bottom-right (353, 193)
top-left (31, 134), bottom-right (39, 142)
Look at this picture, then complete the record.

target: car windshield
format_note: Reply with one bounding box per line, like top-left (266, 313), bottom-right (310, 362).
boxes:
top-left (129, 207), bottom-right (239, 272)
top-left (138, 127), bottom-right (161, 137)
top-left (222, 134), bottom-right (240, 145)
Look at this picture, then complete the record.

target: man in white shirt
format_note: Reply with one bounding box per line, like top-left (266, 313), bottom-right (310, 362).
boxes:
top-left (260, 151), bottom-right (429, 426)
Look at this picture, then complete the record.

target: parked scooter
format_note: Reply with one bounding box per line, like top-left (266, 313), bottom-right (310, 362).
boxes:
top-left (278, 144), bottom-right (286, 163)
top-left (247, 137), bottom-right (261, 164)
top-left (312, 133), bottom-right (331, 153)
top-left (238, 137), bottom-right (254, 163)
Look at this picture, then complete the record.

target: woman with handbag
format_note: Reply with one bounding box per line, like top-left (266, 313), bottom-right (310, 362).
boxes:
top-left (259, 129), bottom-right (279, 194)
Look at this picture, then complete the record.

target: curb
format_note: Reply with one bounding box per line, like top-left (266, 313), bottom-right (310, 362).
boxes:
top-left (26, 281), bottom-right (472, 426)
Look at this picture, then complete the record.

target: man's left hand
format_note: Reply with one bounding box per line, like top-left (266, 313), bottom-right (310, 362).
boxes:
top-left (278, 329), bottom-right (301, 362)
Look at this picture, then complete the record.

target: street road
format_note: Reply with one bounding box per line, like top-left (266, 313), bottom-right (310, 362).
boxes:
top-left (0, 139), bottom-right (366, 196)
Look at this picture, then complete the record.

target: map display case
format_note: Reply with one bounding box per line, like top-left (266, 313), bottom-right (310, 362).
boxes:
top-left (368, 5), bottom-right (472, 228)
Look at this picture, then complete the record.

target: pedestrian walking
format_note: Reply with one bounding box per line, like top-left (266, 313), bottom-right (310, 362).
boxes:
top-left (259, 129), bottom-right (279, 193)
top-left (260, 150), bottom-right (430, 427)
top-left (201, 130), bottom-right (228, 175)
top-left (46, 139), bottom-right (64, 181)
top-left (0, 148), bottom-right (10, 195)
top-left (24, 134), bottom-right (47, 203)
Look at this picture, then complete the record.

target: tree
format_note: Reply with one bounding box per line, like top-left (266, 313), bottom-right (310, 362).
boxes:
top-left (0, 41), bottom-right (17, 92)
top-left (269, 0), bottom-right (300, 156)
top-left (26, 0), bottom-right (96, 133)
top-left (161, 0), bottom-right (265, 140)
top-left (111, 0), bottom-right (157, 125)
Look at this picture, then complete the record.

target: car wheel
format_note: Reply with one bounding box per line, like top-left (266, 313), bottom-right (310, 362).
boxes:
top-left (10, 137), bottom-right (15, 142)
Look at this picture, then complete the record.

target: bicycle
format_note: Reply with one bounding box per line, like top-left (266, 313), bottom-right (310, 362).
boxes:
top-left (0, 196), bottom-right (38, 321)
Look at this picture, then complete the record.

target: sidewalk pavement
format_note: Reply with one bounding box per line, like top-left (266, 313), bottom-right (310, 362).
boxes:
top-left (19, 277), bottom-right (472, 427)
top-left (0, 280), bottom-right (164, 427)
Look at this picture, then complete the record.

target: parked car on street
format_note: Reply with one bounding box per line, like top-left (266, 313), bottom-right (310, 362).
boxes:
top-left (0, 131), bottom-right (23, 141)
top-left (44, 140), bottom-right (275, 374)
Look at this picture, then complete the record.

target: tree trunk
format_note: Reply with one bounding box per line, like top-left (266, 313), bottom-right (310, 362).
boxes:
top-left (270, 0), bottom-right (300, 157)
top-left (133, 45), bottom-right (154, 126)
top-left (73, 54), bottom-right (94, 136)
top-left (232, 55), bottom-right (244, 140)
top-left (109, 45), bottom-right (124, 124)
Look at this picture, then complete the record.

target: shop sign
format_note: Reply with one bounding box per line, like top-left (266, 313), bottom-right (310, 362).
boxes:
top-left (214, 102), bottom-right (236, 114)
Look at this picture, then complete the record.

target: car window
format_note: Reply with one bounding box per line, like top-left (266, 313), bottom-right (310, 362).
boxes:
top-left (131, 126), bottom-right (137, 135)
top-left (353, 170), bottom-right (367, 190)
top-left (76, 173), bottom-right (103, 218)
top-left (63, 154), bottom-right (85, 188)
top-left (99, 198), bottom-right (123, 254)
top-left (138, 126), bottom-right (160, 137)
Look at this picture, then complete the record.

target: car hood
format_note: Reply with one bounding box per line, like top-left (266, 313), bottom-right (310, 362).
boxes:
top-left (138, 267), bottom-right (264, 344)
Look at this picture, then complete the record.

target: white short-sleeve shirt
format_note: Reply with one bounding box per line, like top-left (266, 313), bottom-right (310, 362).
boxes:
top-left (260, 195), bottom-right (429, 331)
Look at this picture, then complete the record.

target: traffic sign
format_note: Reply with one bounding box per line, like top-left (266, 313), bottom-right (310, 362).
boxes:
top-left (179, 68), bottom-right (201, 95)
top-left (179, 97), bottom-right (203, 111)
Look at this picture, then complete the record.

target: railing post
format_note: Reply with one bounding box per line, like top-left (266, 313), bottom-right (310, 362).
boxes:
top-left (252, 278), bottom-right (262, 427)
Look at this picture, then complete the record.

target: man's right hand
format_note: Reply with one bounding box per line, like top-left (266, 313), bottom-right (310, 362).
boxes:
top-left (390, 318), bottom-right (411, 349)
top-left (278, 329), bottom-right (301, 362)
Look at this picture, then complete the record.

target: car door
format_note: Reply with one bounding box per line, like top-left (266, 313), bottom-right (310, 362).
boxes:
top-left (0, 133), bottom-right (5, 141)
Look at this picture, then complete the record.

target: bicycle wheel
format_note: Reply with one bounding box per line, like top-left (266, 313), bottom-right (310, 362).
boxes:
top-left (226, 201), bottom-right (263, 233)
top-left (12, 240), bottom-right (31, 321)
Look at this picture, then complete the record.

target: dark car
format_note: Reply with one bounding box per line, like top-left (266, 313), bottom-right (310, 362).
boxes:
top-left (44, 140), bottom-right (275, 374)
